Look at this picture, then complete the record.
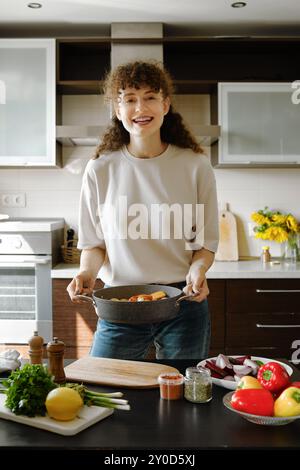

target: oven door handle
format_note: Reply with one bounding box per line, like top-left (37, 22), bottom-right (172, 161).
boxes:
top-left (0, 255), bottom-right (51, 266)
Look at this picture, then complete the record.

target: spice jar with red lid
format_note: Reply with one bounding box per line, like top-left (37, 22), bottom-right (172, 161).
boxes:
top-left (158, 372), bottom-right (184, 400)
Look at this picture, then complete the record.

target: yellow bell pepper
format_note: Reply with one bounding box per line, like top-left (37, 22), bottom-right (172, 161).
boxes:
top-left (237, 376), bottom-right (263, 390)
top-left (274, 387), bottom-right (300, 417)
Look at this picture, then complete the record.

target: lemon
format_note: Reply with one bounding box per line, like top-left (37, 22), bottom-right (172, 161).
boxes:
top-left (45, 387), bottom-right (83, 421)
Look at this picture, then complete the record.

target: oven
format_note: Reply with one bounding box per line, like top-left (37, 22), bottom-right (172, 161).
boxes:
top-left (0, 219), bottom-right (64, 343)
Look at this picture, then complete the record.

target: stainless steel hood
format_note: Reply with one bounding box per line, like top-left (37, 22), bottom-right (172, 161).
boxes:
top-left (56, 124), bottom-right (220, 147)
top-left (56, 23), bottom-right (220, 147)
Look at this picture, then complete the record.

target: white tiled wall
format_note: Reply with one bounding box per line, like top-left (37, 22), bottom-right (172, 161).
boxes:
top-left (1, 94), bottom-right (300, 258)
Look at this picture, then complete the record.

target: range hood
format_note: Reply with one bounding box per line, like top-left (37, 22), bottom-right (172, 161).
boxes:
top-left (56, 23), bottom-right (220, 147)
top-left (56, 125), bottom-right (220, 147)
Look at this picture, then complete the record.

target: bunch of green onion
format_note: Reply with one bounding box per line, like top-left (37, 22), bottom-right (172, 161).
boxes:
top-left (64, 383), bottom-right (130, 411)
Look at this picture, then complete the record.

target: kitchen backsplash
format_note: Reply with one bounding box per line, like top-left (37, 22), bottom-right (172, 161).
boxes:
top-left (1, 94), bottom-right (300, 259)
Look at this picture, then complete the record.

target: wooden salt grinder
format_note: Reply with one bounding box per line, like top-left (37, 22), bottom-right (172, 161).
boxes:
top-left (46, 337), bottom-right (66, 383)
top-left (28, 331), bottom-right (44, 365)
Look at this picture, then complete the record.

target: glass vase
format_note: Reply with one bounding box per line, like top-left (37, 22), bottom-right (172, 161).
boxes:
top-left (282, 233), bottom-right (300, 263)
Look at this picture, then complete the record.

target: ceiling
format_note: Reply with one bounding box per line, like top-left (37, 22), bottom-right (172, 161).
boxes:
top-left (1, 0), bottom-right (300, 37)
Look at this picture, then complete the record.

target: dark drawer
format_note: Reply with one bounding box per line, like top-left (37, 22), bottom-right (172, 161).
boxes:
top-left (227, 279), bottom-right (300, 314)
top-left (226, 311), bottom-right (300, 357)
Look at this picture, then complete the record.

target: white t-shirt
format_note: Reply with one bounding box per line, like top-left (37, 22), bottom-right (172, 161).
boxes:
top-left (78, 144), bottom-right (219, 286)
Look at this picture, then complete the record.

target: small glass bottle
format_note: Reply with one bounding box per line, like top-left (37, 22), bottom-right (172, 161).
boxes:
top-left (184, 366), bottom-right (212, 403)
top-left (261, 246), bottom-right (271, 263)
top-left (158, 372), bottom-right (184, 400)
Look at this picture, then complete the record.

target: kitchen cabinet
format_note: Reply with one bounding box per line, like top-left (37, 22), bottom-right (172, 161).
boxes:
top-left (0, 39), bottom-right (59, 167)
top-left (226, 279), bottom-right (300, 359)
top-left (206, 280), bottom-right (225, 356)
top-left (215, 82), bottom-right (300, 167)
top-left (52, 279), bottom-right (103, 358)
top-left (165, 37), bottom-right (300, 168)
top-left (56, 38), bottom-right (110, 95)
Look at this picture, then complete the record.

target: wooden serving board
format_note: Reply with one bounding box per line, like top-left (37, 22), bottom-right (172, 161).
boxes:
top-left (215, 207), bottom-right (239, 261)
top-left (0, 394), bottom-right (113, 436)
top-left (64, 357), bottom-right (180, 389)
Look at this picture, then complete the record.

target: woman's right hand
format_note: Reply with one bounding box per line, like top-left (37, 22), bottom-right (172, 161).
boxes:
top-left (66, 271), bottom-right (96, 304)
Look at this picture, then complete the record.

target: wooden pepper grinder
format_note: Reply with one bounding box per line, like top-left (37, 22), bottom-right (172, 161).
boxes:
top-left (46, 337), bottom-right (66, 383)
top-left (28, 331), bottom-right (44, 364)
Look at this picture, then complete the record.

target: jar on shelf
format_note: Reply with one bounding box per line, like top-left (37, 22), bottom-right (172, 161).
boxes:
top-left (184, 366), bottom-right (212, 403)
top-left (158, 372), bottom-right (184, 400)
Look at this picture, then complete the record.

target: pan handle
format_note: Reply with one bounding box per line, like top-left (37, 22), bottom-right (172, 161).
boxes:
top-left (73, 294), bottom-right (96, 306)
top-left (176, 293), bottom-right (198, 304)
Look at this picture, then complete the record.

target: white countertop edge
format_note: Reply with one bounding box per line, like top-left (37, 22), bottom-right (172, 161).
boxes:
top-left (0, 218), bottom-right (65, 232)
top-left (52, 261), bottom-right (300, 280)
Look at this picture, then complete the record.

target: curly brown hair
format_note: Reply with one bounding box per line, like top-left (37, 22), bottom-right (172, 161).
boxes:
top-left (93, 61), bottom-right (203, 158)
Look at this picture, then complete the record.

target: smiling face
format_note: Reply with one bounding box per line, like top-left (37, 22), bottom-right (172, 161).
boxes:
top-left (114, 86), bottom-right (170, 141)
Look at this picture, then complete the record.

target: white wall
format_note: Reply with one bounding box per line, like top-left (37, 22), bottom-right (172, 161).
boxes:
top-left (1, 94), bottom-right (300, 259)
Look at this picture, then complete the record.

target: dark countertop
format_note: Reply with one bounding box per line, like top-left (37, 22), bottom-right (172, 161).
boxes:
top-left (1, 360), bottom-right (300, 455)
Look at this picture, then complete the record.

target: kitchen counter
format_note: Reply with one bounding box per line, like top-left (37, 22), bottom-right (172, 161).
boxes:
top-left (52, 260), bottom-right (300, 279)
top-left (1, 360), bottom-right (300, 457)
top-left (0, 217), bottom-right (64, 232)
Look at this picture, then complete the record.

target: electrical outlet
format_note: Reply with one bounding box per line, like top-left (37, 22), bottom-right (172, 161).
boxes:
top-left (0, 193), bottom-right (26, 208)
top-left (248, 222), bottom-right (255, 237)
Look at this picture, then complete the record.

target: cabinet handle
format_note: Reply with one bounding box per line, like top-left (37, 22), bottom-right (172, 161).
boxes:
top-left (256, 323), bottom-right (300, 328)
top-left (256, 289), bottom-right (300, 293)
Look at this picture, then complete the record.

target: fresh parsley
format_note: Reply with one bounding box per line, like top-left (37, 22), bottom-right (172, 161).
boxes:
top-left (0, 364), bottom-right (57, 417)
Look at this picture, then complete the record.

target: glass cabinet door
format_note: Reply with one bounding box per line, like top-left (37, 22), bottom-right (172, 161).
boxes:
top-left (218, 83), bottom-right (300, 166)
top-left (0, 39), bottom-right (56, 166)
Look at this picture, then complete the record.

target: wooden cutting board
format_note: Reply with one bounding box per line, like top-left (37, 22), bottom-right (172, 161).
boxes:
top-left (215, 206), bottom-right (239, 261)
top-left (64, 357), bottom-right (180, 389)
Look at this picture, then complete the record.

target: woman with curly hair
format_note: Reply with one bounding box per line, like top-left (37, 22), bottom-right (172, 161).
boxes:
top-left (67, 61), bottom-right (219, 360)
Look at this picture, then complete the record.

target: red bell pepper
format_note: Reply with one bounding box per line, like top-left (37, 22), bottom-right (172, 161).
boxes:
top-left (291, 382), bottom-right (300, 389)
top-left (231, 389), bottom-right (274, 416)
top-left (257, 362), bottom-right (290, 393)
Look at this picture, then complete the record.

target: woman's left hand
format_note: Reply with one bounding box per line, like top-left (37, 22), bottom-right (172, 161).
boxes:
top-left (183, 265), bottom-right (209, 302)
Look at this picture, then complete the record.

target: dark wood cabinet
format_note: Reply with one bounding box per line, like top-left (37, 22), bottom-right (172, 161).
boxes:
top-left (225, 279), bottom-right (300, 360)
top-left (207, 279), bottom-right (226, 356)
top-left (52, 278), bottom-right (103, 358)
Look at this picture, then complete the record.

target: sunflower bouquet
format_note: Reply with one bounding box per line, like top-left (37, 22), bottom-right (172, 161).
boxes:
top-left (251, 207), bottom-right (299, 243)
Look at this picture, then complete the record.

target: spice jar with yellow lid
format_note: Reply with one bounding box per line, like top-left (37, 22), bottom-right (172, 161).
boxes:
top-left (184, 366), bottom-right (212, 403)
top-left (261, 246), bottom-right (271, 263)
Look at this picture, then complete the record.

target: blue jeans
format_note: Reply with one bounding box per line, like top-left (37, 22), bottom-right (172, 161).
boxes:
top-left (90, 282), bottom-right (211, 360)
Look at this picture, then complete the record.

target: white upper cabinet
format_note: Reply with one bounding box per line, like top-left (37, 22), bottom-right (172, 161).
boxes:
top-left (216, 82), bottom-right (300, 167)
top-left (0, 39), bottom-right (58, 167)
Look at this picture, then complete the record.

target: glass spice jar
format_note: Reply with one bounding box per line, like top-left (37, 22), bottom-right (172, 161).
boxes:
top-left (184, 366), bottom-right (212, 403)
top-left (158, 372), bottom-right (184, 400)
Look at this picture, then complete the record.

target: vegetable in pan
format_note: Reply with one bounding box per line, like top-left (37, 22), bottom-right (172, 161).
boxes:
top-left (111, 290), bottom-right (167, 302)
